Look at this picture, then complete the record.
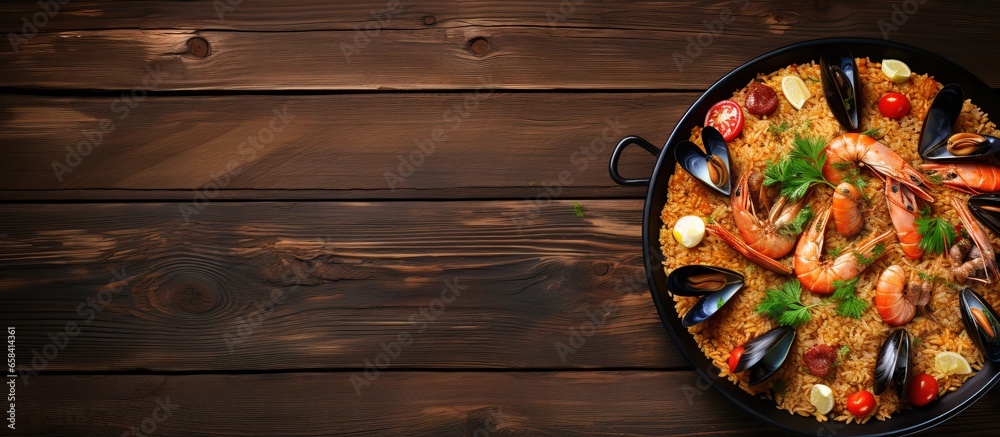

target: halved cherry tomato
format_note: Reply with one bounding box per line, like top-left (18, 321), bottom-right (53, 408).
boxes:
top-left (728, 346), bottom-right (744, 373)
top-left (846, 390), bottom-right (876, 416)
top-left (909, 373), bottom-right (939, 407)
top-left (878, 93), bottom-right (911, 119)
top-left (705, 100), bottom-right (745, 141)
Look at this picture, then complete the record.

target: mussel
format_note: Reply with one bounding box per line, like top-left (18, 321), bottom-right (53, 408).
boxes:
top-left (959, 288), bottom-right (1000, 362)
top-left (820, 47), bottom-right (861, 132)
top-left (666, 265), bottom-right (745, 327)
top-left (874, 329), bottom-right (911, 397)
top-left (918, 84), bottom-right (1000, 161)
top-left (674, 126), bottom-right (732, 197)
top-left (734, 326), bottom-right (796, 385)
top-left (969, 194), bottom-right (1000, 237)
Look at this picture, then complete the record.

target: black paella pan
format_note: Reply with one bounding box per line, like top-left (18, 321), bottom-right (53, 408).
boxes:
top-left (608, 38), bottom-right (1000, 436)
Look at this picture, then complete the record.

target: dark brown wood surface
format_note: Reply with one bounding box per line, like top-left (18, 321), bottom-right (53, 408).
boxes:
top-left (2, 1), bottom-right (1000, 436)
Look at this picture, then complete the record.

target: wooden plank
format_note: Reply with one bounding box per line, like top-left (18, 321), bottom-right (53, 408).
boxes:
top-left (3, 2), bottom-right (1000, 90)
top-left (0, 200), bottom-right (683, 372)
top-left (0, 93), bottom-right (673, 197)
top-left (15, 371), bottom-right (1000, 436)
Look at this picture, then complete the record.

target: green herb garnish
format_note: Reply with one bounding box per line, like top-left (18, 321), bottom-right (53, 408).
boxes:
top-left (827, 244), bottom-right (845, 259)
top-left (757, 280), bottom-right (817, 327)
top-left (916, 216), bottom-right (957, 255)
top-left (573, 203), bottom-right (584, 218)
top-left (860, 128), bottom-right (881, 138)
top-left (927, 173), bottom-right (944, 185)
top-left (778, 204), bottom-right (814, 237)
top-left (831, 277), bottom-right (868, 318)
top-left (717, 297), bottom-right (725, 310)
top-left (763, 136), bottom-right (836, 200)
top-left (832, 345), bottom-right (851, 368)
top-left (768, 122), bottom-right (790, 136)
top-left (853, 242), bottom-right (886, 266)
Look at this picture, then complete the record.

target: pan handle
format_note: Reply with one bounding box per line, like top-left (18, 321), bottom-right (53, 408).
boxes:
top-left (609, 135), bottom-right (661, 186)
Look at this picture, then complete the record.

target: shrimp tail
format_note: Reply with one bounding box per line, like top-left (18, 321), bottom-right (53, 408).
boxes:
top-left (706, 224), bottom-right (794, 275)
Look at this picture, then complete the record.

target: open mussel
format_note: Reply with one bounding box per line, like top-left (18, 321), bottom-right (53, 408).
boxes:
top-left (959, 288), bottom-right (1000, 362)
top-left (674, 126), bottom-right (732, 197)
top-left (874, 329), bottom-right (911, 397)
top-left (734, 326), bottom-right (795, 385)
top-left (666, 265), bottom-right (745, 327)
top-left (919, 84), bottom-right (1000, 161)
top-left (969, 194), bottom-right (1000, 237)
top-left (820, 47), bottom-right (861, 132)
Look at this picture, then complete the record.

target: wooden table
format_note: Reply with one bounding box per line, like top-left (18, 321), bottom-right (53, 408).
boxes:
top-left (2, 1), bottom-right (999, 435)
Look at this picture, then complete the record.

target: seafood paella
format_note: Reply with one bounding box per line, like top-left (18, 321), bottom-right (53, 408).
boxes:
top-left (659, 49), bottom-right (1000, 424)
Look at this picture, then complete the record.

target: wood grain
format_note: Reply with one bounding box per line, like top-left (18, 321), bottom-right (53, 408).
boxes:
top-left (2, 0), bottom-right (1000, 90)
top-left (0, 93), bottom-right (675, 198)
top-left (15, 372), bottom-right (1000, 436)
top-left (0, 200), bottom-right (683, 372)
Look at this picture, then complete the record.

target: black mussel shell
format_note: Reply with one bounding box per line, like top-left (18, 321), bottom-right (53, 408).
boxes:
top-left (668, 266), bottom-right (745, 328)
top-left (919, 84), bottom-right (1000, 161)
top-left (959, 288), bottom-right (1000, 362)
top-left (874, 329), bottom-right (911, 397)
top-left (735, 326), bottom-right (795, 385)
top-left (820, 47), bottom-right (860, 132)
top-left (969, 194), bottom-right (1000, 237)
top-left (673, 126), bottom-right (732, 197)
top-left (666, 265), bottom-right (745, 297)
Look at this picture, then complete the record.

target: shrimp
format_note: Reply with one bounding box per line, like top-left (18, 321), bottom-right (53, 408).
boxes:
top-left (874, 265), bottom-right (916, 327)
top-left (822, 133), bottom-right (932, 201)
top-left (706, 225), bottom-right (793, 275)
top-left (732, 171), bottom-right (807, 259)
top-left (885, 178), bottom-right (924, 260)
top-left (921, 162), bottom-right (1000, 194)
top-left (831, 182), bottom-right (863, 237)
top-left (952, 198), bottom-right (1000, 285)
top-left (794, 206), bottom-right (896, 294)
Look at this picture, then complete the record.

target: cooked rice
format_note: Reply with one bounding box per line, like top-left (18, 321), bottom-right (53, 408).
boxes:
top-left (659, 58), bottom-right (1000, 424)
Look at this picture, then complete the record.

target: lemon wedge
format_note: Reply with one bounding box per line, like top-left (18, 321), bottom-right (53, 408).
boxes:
top-left (810, 384), bottom-right (835, 415)
top-left (672, 216), bottom-right (705, 248)
top-left (934, 351), bottom-right (972, 376)
top-left (781, 76), bottom-right (811, 110)
top-left (881, 59), bottom-right (912, 83)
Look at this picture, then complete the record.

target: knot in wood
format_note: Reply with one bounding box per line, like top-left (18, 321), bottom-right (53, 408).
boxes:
top-left (468, 37), bottom-right (490, 57)
top-left (186, 37), bottom-right (211, 58)
top-left (422, 15), bottom-right (437, 25)
top-left (593, 263), bottom-right (610, 276)
top-left (163, 279), bottom-right (220, 314)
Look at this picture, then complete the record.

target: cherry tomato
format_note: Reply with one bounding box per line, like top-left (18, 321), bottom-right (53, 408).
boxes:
top-left (705, 100), bottom-right (745, 141)
top-left (728, 346), bottom-right (744, 373)
top-left (878, 93), bottom-right (911, 119)
top-left (846, 390), bottom-right (876, 416)
top-left (909, 373), bottom-right (939, 407)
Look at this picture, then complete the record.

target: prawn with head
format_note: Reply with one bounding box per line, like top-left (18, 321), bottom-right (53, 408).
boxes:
top-left (794, 206), bottom-right (896, 295)
top-left (706, 170), bottom-right (810, 275)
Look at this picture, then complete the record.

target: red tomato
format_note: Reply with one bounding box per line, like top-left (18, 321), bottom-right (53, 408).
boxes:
top-left (846, 390), bottom-right (876, 416)
top-left (909, 373), bottom-right (939, 407)
top-left (705, 100), bottom-right (745, 141)
top-left (878, 93), bottom-right (911, 119)
top-left (728, 346), bottom-right (744, 373)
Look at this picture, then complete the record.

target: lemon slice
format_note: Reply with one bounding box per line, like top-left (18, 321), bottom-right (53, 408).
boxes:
top-left (672, 216), bottom-right (705, 248)
top-left (781, 76), bottom-right (811, 110)
top-left (934, 352), bottom-right (973, 376)
top-left (810, 384), bottom-right (835, 415)
top-left (881, 59), bottom-right (912, 83)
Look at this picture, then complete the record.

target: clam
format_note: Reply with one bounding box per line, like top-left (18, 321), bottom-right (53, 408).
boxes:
top-left (666, 265), bottom-right (745, 327)
top-left (674, 126), bottom-right (732, 197)
top-left (969, 194), bottom-right (1000, 237)
top-left (959, 288), bottom-right (1000, 362)
top-left (734, 326), bottom-right (795, 385)
top-left (874, 329), bottom-right (911, 397)
top-left (918, 84), bottom-right (1000, 161)
top-left (820, 47), bottom-right (861, 132)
